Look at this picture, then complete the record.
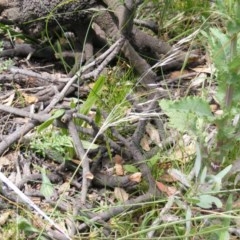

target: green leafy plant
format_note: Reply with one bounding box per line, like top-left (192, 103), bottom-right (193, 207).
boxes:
top-left (156, 2), bottom-right (240, 237)
top-left (160, 96), bottom-right (213, 136)
top-left (193, 164), bottom-right (232, 209)
top-left (30, 128), bottom-right (99, 161)
top-left (0, 42), bottom-right (13, 73)
top-left (30, 129), bottom-right (75, 161)
top-left (17, 217), bottom-right (47, 240)
top-left (202, 0), bottom-right (240, 161)
top-left (160, 0), bottom-right (240, 165)
top-left (0, 57), bottom-right (13, 73)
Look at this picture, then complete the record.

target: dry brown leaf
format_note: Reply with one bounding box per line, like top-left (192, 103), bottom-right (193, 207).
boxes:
top-left (115, 163), bottom-right (124, 176)
top-left (31, 197), bottom-right (41, 205)
top-left (58, 182), bottom-right (70, 194)
top-left (156, 181), bottom-right (177, 196)
top-left (22, 92), bottom-right (38, 104)
top-left (140, 134), bottom-right (150, 151)
top-left (160, 173), bottom-right (177, 183)
top-left (191, 66), bottom-right (212, 74)
top-left (172, 138), bottom-right (195, 163)
top-left (71, 159), bottom-right (81, 165)
top-left (2, 92), bottom-right (15, 106)
top-left (88, 192), bottom-right (99, 202)
top-left (0, 211), bottom-right (12, 225)
top-left (15, 38), bottom-right (25, 44)
top-left (0, 157), bottom-right (11, 169)
top-left (114, 187), bottom-right (129, 202)
top-left (166, 186), bottom-right (177, 196)
top-left (114, 154), bottom-right (123, 164)
top-left (215, 110), bottom-right (223, 115)
top-left (129, 172), bottom-right (142, 183)
top-left (0, 151), bottom-right (18, 169)
top-left (169, 70), bottom-right (189, 78)
top-left (86, 172), bottom-right (94, 179)
top-left (190, 73), bottom-right (207, 88)
top-left (210, 104), bottom-right (218, 113)
top-left (145, 122), bottom-right (161, 145)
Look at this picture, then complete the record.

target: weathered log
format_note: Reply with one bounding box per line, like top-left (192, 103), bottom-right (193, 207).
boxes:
top-left (0, 0), bottom-right (180, 86)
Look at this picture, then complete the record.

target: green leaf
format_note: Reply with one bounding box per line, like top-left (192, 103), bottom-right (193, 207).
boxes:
top-left (168, 168), bottom-right (191, 187)
top-left (95, 107), bottom-right (102, 125)
top-left (123, 164), bottom-right (139, 173)
top-left (227, 21), bottom-right (240, 35)
top-left (146, 152), bottom-right (161, 168)
top-left (162, 96), bottom-right (212, 117)
top-left (215, 164), bottom-right (232, 180)
top-left (159, 97), bottom-right (212, 135)
top-left (218, 231), bottom-right (230, 240)
top-left (193, 142), bottom-right (202, 178)
top-left (81, 140), bottom-right (99, 150)
top-left (80, 75), bottom-right (105, 116)
top-left (202, 27), bottom-right (230, 70)
top-left (37, 109), bottom-right (65, 132)
top-left (40, 169), bottom-right (54, 198)
top-left (185, 206), bottom-right (192, 235)
top-left (217, 194), bottom-right (232, 240)
top-left (228, 55), bottom-right (240, 74)
top-left (209, 27), bottom-right (230, 63)
top-left (17, 217), bottom-right (39, 234)
top-left (196, 225), bottom-right (227, 235)
top-left (186, 198), bottom-right (201, 205)
top-left (196, 195), bottom-right (222, 209)
top-left (221, 194), bottom-right (232, 233)
top-left (200, 166), bottom-right (207, 184)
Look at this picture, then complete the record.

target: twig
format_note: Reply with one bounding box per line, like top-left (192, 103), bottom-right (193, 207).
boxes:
top-left (0, 104), bottom-right (50, 122)
top-left (68, 120), bottom-right (91, 204)
top-left (44, 37), bottom-right (124, 112)
top-left (78, 193), bottom-right (155, 231)
top-left (74, 113), bottom-right (99, 134)
top-left (0, 120), bottom-right (37, 155)
top-left (81, 37), bottom-right (125, 80)
top-left (134, 19), bottom-right (158, 34)
top-left (76, 37), bottom-right (125, 75)
top-left (110, 125), bottom-right (158, 194)
top-left (16, 173), bottom-right (62, 190)
top-left (0, 44), bottom-right (35, 58)
top-left (73, 201), bottom-right (111, 236)
top-left (93, 172), bottom-right (138, 189)
top-left (0, 171), bottom-right (71, 239)
top-left (10, 67), bottom-right (68, 83)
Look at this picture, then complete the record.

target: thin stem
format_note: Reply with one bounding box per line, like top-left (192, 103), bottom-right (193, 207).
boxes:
top-left (225, 33), bottom-right (238, 107)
